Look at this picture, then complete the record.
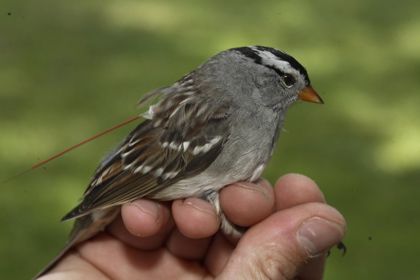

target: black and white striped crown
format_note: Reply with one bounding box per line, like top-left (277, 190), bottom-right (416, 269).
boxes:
top-left (233, 46), bottom-right (310, 85)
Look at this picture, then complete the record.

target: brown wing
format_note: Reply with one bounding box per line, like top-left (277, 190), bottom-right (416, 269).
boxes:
top-left (62, 75), bottom-right (230, 221)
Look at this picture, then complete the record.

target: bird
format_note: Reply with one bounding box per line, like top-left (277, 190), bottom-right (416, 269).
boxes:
top-left (35, 45), bottom-right (324, 278)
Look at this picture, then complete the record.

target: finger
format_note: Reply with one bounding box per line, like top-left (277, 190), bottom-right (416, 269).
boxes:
top-left (275, 173), bottom-right (326, 210)
top-left (122, 199), bottom-right (171, 237)
top-left (274, 174), bottom-right (329, 279)
top-left (297, 255), bottom-right (327, 280)
top-left (220, 179), bottom-right (275, 227)
top-left (107, 200), bottom-right (174, 250)
top-left (166, 229), bottom-right (212, 260)
top-left (108, 215), bottom-right (174, 250)
top-left (76, 233), bottom-right (206, 279)
top-left (172, 198), bottom-right (219, 239)
top-left (39, 250), bottom-right (109, 280)
top-left (204, 233), bottom-right (235, 276)
top-left (219, 203), bottom-right (346, 280)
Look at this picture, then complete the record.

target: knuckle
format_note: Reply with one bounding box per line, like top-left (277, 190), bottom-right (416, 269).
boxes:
top-left (251, 243), bottom-right (302, 280)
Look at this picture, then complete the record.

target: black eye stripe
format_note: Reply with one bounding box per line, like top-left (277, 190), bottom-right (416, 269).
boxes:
top-left (233, 46), bottom-right (310, 85)
top-left (265, 66), bottom-right (296, 87)
top-left (234, 48), bottom-right (295, 86)
top-left (265, 65), bottom-right (284, 76)
top-left (282, 74), bottom-right (296, 87)
top-left (255, 46), bottom-right (309, 82)
top-left (235, 48), bottom-right (286, 77)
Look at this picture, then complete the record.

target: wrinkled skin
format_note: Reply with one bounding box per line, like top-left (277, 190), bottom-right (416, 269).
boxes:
top-left (39, 174), bottom-right (346, 280)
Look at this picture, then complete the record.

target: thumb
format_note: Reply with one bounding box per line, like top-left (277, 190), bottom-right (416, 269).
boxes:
top-left (218, 203), bottom-right (346, 280)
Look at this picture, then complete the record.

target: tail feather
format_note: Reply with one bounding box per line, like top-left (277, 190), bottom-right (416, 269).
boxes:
top-left (34, 241), bottom-right (77, 279)
top-left (34, 207), bottom-right (120, 279)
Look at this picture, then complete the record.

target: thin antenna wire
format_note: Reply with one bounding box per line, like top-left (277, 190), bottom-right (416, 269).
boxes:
top-left (2, 115), bottom-right (140, 184)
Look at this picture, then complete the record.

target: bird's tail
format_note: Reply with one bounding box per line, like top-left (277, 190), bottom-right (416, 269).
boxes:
top-left (34, 207), bottom-right (119, 279)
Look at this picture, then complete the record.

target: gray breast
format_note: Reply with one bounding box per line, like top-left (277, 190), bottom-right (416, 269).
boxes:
top-left (152, 107), bottom-right (283, 200)
top-left (213, 107), bottom-right (281, 178)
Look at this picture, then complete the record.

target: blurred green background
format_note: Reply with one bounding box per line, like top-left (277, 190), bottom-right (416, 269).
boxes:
top-left (1, 0), bottom-right (419, 278)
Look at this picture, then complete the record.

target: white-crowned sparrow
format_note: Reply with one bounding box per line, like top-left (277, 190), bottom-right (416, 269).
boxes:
top-left (36, 45), bottom-right (324, 278)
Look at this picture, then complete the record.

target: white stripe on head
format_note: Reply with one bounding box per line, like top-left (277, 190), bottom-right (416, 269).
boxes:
top-left (250, 46), bottom-right (301, 78)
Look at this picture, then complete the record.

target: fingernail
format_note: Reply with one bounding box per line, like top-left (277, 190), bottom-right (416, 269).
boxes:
top-left (184, 197), bottom-right (216, 216)
top-left (297, 217), bottom-right (344, 257)
top-left (132, 199), bottom-right (160, 221)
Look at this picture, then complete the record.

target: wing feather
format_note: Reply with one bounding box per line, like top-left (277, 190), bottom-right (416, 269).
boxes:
top-left (62, 74), bottom-right (230, 221)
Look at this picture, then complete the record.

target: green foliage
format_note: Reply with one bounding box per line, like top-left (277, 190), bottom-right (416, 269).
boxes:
top-left (1, 0), bottom-right (419, 278)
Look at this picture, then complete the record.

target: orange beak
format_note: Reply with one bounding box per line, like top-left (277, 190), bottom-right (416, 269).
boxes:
top-left (298, 86), bottom-right (324, 104)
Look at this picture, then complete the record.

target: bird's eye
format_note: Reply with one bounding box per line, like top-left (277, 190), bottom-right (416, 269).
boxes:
top-left (282, 74), bottom-right (296, 88)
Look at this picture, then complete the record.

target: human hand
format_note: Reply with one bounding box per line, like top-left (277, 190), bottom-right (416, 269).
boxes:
top-left (39, 174), bottom-right (346, 280)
